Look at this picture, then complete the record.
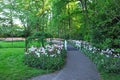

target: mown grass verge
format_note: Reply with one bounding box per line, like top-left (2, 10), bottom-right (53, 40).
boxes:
top-left (0, 48), bottom-right (50, 80)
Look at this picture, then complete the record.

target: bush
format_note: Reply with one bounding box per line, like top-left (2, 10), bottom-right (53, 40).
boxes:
top-left (82, 50), bottom-right (120, 73)
top-left (24, 44), bottom-right (66, 71)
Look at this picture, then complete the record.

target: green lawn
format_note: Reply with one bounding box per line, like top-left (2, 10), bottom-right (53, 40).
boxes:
top-left (0, 48), bottom-right (50, 80)
top-left (0, 41), bottom-right (42, 48)
top-left (0, 41), bottom-right (25, 48)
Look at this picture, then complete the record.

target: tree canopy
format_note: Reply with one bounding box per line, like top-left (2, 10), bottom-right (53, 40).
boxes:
top-left (0, 0), bottom-right (120, 51)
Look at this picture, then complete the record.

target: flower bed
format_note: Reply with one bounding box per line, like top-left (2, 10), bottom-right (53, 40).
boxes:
top-left (70, 40), bottom-right (120, 73)
top-left (24, 43), bottom-right (66, 71)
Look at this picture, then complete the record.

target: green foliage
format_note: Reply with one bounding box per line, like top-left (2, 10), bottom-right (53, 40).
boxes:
top-left (0, 0), bottom-right (120, 51)
top-left (88, 0), bottom-right (120, 50)
top-left (24, 49), bottom-right (66, 71)
top-left (27, 32), bottom-right (52, 47)
top-left (0, 25), bottom-right (24, 37)
top-left (101, 72), bottom-right (120, 80)
top-left (81, 49), bottom-right (120, 74)
top-left (29, 32), bottom-right (53, 39)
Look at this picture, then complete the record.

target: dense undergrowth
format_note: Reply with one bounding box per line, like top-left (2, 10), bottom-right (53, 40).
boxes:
top-left (24, 44), bottom-right (66, 71)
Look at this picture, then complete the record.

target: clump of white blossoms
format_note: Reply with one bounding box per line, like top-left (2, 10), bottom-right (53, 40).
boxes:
top-left (25, 44), bottom-right (64, 57)
top-left (70, 40), bottom-right (120, 58)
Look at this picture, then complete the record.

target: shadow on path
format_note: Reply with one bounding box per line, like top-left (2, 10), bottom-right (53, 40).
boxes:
top-left (30, 44), bottom-right (100, 80)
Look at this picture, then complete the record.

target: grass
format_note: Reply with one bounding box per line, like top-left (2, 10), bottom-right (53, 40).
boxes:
top-left (0, 41), bottom-right (25, 48)
top-left (0, 41), bottom-right (42, 48)
top-left (0, 41), bottom-right (51, 80)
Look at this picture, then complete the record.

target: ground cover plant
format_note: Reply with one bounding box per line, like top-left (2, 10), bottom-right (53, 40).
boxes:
top-left (24, 39), bottom-right (66, 71)
top-left (100, 72), bottom-right (120, 80)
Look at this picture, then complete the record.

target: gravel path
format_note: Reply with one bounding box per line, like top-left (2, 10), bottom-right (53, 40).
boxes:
top-left (30, 44), bottom-right (100, 80)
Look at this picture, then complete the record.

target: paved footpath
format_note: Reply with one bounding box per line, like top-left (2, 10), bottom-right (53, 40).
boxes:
top-left (30, 44), bottom-right (100, 80)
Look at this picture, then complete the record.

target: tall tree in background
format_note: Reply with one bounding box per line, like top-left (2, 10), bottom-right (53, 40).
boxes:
top-left (0, 0), bottom-right (120, 51)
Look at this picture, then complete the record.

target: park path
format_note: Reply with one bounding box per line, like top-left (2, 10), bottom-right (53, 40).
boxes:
top-left (30, 44), bottom-right (100, 80)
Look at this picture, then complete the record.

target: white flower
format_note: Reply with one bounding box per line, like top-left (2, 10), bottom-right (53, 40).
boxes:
top-left (35, 51), bottom-right (40, 57)
top-left (38, 47), bottom-right (46, 54)
top-left (100, 52), bottom-right (103, 55)
top-left (89, 47), bottom-right (92, 51)
top-left (45, 44), bottom-right (51, 49)
top-left (101, 59), bottom-right (104, 62)
top-left (111, 49), bottom-right (114, 51)
top-left (50, 54), bottom-right (56, 57)
top-left (54, 44), bottom-right (63, 50)
top-left (44, 53), bottom-right (48, 55)
top-left (106, 55), bottom-right (109, 58)
top-left (118, 54), bottom-right (120, 56)
top-left (92, 51), bottom-right (95, 53)
top-left (48, 48), bottom-right (54, 52)
top-left (106, 48), bottom-right (110, 52)
top-left (25, 52), bottom-right (29, 54)
top-left (114, 55), bottom-right (117, 58)
top-left (57, 50), bottom-right (61, 54)
top-left (101, 50), bottom-right (107, 54)
top-left (29, 46), bottom-right (36, 52)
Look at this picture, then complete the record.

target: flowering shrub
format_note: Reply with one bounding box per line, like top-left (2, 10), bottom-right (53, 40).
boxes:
top-left (70, 40), bottom-right (120, 73)
top-left (24, 43), bottom-right (66, 71)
